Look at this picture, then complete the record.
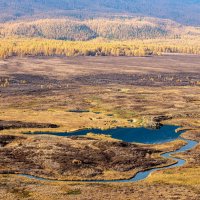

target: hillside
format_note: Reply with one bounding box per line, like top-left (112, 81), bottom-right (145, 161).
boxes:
top-left (0, 1), bottom-right (200, 58)
top-left (1, 17), bottom-right (200, 41)
top-left (0, 0), bottom-right (200, 25)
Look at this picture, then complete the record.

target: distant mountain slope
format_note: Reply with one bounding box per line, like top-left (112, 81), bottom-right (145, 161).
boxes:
top-left (0, 19), bottom-right (97, 41)
top-left (0, 0), bottom-right (200, 25)
top-left (0, 17), bottom-right (199, 41)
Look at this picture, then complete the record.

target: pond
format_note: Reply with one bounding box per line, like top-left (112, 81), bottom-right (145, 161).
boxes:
top-left (30, 125), bottom-right (182, 144)
top-left (21, 125), bottom-right (198, 183)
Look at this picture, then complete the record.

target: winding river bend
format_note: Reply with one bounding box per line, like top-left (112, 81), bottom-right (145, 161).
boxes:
top-left (21, 126), bottom-right (198, 183)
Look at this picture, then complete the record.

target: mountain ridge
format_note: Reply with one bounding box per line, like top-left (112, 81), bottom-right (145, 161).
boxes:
top-left (0, 0), bottom-right (200, 26)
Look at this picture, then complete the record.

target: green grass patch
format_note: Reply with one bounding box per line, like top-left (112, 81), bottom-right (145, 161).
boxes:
top-left (66, 189), bottom-right (81, 195)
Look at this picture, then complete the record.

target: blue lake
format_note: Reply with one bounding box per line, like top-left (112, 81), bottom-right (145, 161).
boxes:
top-left (21, 125), bottom-right (198, 183)
top-left (30, 125), bottom-right (181, 144)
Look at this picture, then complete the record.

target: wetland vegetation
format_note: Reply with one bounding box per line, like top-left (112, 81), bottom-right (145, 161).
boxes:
top-left (0, 55), bottom-right (200, 199)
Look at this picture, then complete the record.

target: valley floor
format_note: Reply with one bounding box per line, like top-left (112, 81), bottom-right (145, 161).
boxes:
top-left (0, 55), bottom-right (200, 199)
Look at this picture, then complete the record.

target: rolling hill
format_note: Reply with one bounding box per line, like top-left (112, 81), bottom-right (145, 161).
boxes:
top-left (0, 17), bottom-right (199, 41)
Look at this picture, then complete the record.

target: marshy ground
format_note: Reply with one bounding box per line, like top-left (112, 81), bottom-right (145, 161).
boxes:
top-left (0, 55), bottom-right (200, 199)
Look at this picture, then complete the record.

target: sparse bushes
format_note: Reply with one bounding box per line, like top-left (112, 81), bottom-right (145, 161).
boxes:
top-left (0, 78), bottom-right (10, 87)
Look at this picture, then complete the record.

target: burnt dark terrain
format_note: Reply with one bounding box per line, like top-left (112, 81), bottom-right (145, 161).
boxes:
top-left (0, 120), bottom-right (58, 131)
top-left (0, 135), bottom-right (24, 147)
top-left (0, 135), bottom-right (165, 180)
top-left (73, 73), bottom-right (200, 87)
top-left (1, 72), bottom-right (200, 96)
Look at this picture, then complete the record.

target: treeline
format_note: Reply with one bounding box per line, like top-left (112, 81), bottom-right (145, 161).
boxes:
top-left (1, 18), bottom-right (199, 41)
top-left (0, 19), bottom-right (97, 41)
top-left (87, 18), bottom-right (169, 40)
top-left (0, 18), bottom-right (185, 41)
top-left (0, 37), bottom-right (200, 59)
